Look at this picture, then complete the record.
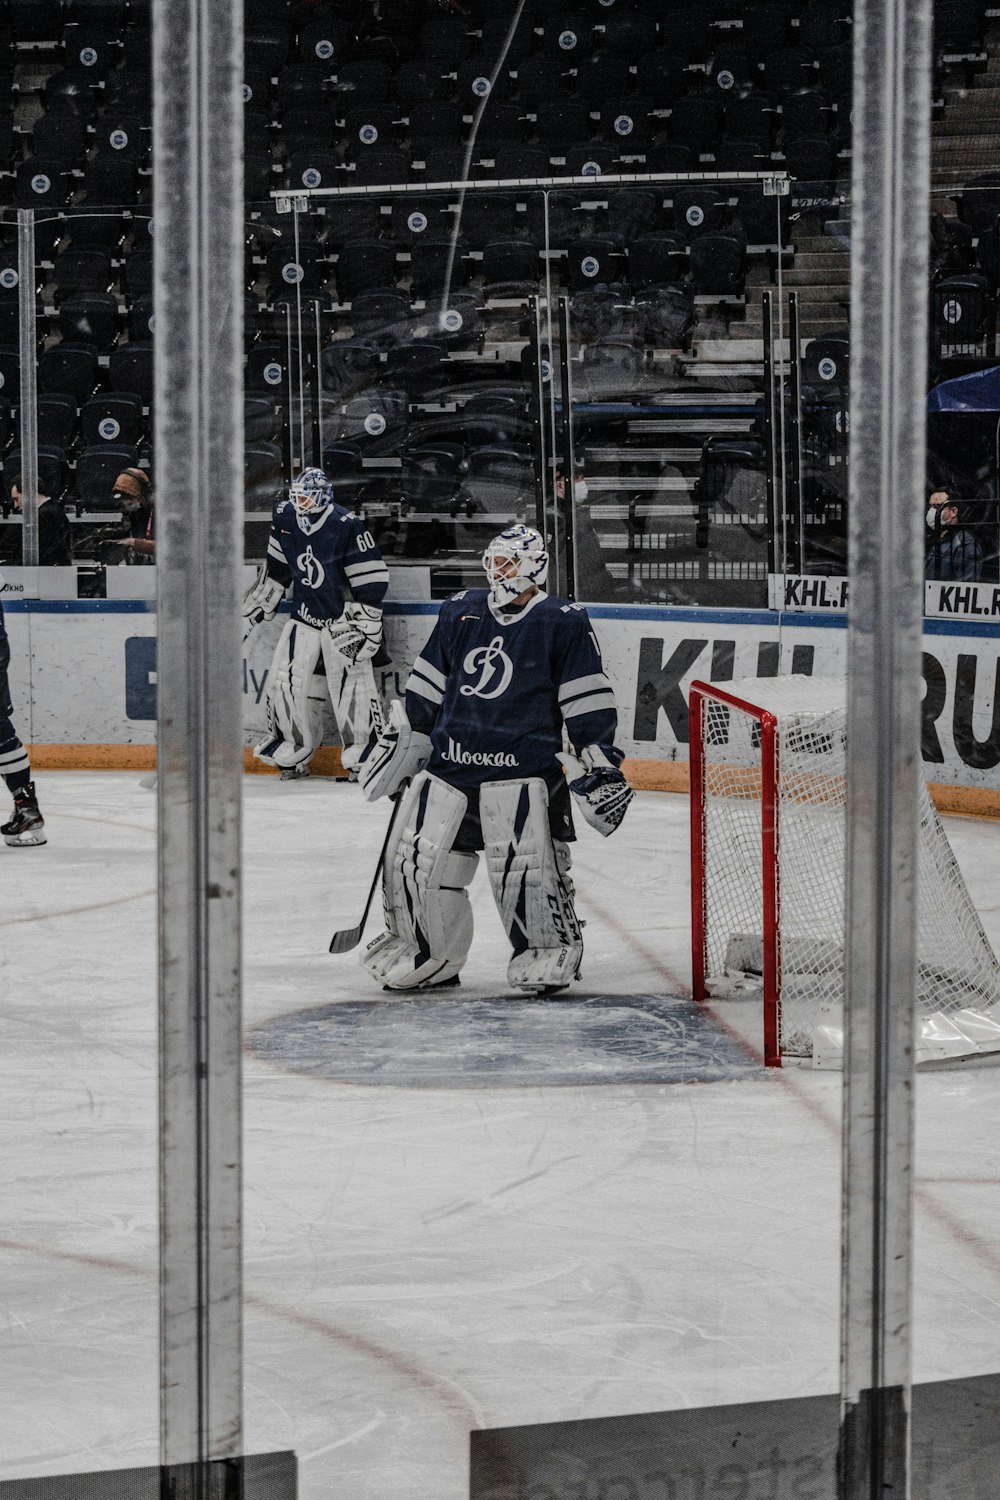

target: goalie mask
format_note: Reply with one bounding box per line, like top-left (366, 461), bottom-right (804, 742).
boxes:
top-left (290, 467), bottom-right (335, 528)
top-left (483, 525), bottom-right (549, 608)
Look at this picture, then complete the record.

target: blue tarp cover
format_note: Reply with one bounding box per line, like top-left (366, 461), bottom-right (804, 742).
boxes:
top-left (928, 365), bottom-right (1000, 413)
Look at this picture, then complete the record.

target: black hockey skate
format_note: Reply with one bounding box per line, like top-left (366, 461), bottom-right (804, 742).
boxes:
top-left (2, 783), bottom-right (46, 848)
top-left (280, 761), bottom-right (311, 782)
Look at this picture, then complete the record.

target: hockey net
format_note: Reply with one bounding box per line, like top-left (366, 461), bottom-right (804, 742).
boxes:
top-left (689, 676), bottom-right (1000, 1067)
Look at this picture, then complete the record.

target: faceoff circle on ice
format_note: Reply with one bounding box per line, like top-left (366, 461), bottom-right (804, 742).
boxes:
top-left (359, 123), bottom-right (378, 144)
top-left (943, 299), bottom-right (962, 325)
top-left (0, 269), bottom-right (17, 290)
top-left (472, 76), bottom-right (491, 97)
top-left (364, 413), bottom-right (387, 435)
top-left (408, 211), bottom-right (428, 234)
top-left (302, 168), bottom-right (322, 189)
top-left (32, 174), bottom-right (51, 195)
top-left (614, 115), bottom-right (634, 136)
top-left (99, 418), bottom-right (121, 440)
top-left (817, 356), bottom-right (838, 381)
top-left (559, 29), bottom-right (578, 48)
top-left (686, 205), bottom-right (705, 227)
top-left (263, 362), bottom-right (282, 385)
top-left (80, 46), bottom-right (98, 66)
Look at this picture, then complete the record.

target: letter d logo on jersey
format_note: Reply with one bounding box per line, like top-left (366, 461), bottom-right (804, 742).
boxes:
top-left (298, 544), bottom-right (326, 590)
top-left (460, 636), bottom-right (513, 700)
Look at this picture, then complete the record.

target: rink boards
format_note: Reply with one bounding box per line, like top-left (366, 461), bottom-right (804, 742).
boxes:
top-left (3, 595), bottom-right (1000, 815)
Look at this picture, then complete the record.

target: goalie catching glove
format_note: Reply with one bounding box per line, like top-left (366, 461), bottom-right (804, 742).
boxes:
top-left (241, 564), bottom-right (286, 639)
top-left (556, 745), bottom-right (634, 837)
top-left (356, 698), bottom-right (431, 802)
top-left (325, 602), bottom-right (383, 664)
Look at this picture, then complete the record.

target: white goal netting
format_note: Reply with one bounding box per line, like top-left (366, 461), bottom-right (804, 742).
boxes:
top-left (694, 676), bottom-right (1000, 1065)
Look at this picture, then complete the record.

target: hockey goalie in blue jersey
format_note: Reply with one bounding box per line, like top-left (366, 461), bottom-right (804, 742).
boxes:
top-left (241, 467), bottom-right (389, 778)
top-left (355, 524), bottom-right (634, 995)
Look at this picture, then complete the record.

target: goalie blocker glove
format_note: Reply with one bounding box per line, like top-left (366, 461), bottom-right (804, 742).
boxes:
top-left (557, 745), bottom-right (634, 837)
top-left (241, 563), bottom-right (286, 638)
top-left (325, 602), bottom-right (383, 664)
top-left (357, 698), bottom-right (431, 802)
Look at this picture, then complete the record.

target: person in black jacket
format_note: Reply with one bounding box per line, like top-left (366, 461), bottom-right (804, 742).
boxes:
top-left (0, 578), bottom-right (45, 846)
top-left (10, 478), bottom-right (72, 566)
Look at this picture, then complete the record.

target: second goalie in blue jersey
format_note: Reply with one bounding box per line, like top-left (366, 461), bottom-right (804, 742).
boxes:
top-left (354, 524), bottom-right (634, 997)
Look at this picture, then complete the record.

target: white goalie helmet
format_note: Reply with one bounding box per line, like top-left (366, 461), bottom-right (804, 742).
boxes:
top-left (289, 466), bottom-right (335, 523)
top-left (482, 524), bottom-right (549, 607)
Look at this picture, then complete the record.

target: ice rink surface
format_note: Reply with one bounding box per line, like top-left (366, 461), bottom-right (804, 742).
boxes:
top-left (2, 772), bottom-right (1000, 1498)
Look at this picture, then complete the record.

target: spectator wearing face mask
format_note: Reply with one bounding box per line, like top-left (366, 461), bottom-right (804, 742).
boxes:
top-left (925, 488), bottom-right (983, 582)
top-left (554, 461), bottom-right (619, 603)
top-left (110, 468), bottom-right (155, 562)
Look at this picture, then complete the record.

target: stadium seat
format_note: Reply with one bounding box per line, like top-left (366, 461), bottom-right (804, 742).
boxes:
top-left (570, 286), bottom-right (629, 343)
top-left (17, 159), bottom-right (71, 213)
top-left (129, 294), bottom-right (155, 342)
top-left (565, 237), bottom-right (622, 292)
top-left (535, 100), bottom-right (592, 150)
top-left (458, 193), bottom-right (519, 250)
top-left (349, 287), bottom-right (412, 344)
top-left (39, 343), bottom-right (102, 403)
top-left (323, 199), bottom-right (382, 249)
top-left (466, 444), bottom-right (533, 515)
top-left (956, 173), bottom-right (1000, 237)
top-left (707, 45), bottom-right (756, 96)
top-left (601, 11), bottom-right (658, 60)
top-left (244, 396), bottom-right (279, 444)
top-left (781, 88), bottom-right (832, 139)
top-left (285, 151), bottom-right (341, 194)
top-left (36, 395), bottom-right (78, 453)
top-left (75, 443), bottom-right (140, 509)
top-left (382, 341), bottom-right (448, 395)
top-left (606, 190), bottom-right (660, 245)
top-left (627, 233), bottom-right (688, 291)
top-left (431, 291), bottom-right (483, 350)
top-left (320, 340), bottom-right (382, 398)
top-left (689, 231), bottom-right (746, 295)
top-left (543, 15), bottom-right (593, 60)
top-left (482, 238), bottom-right (540, 293)
top-left (562, 144), bottom-right (618, 178)
top-left (410, 238), bottom-right (468, 298)
top-left (599, 97), bottom-right (653, 150)
top-left (57, 292), bottom-right (121, 352)
top-left (349, 148), bottom-right (410, 185)
top-left (335, 240), bottom-right (398, 303)
top-left (459, 388), bottom-right (531, 446)
top-left (931, 273), bottom-right (992, 355)
top-left (0, 349), bottom-right (20, 404)
top-left (266, 240), bottom-right (327, 296)
top-left (53, 248), bottom-right (115, 300)
top-left (633, 282), bottom-right (696, 348)
top-left (80, 391), bottom-right (144, 448)
top-left (109, 342), bottom-right (155, 405)
top-left (391, 197), bottom-right (455, 244)
top-left (401, 442), bottom-right (463, 509)
top-left (801, 334), bottom-right (850, 394)
top-left (4, 447), bottom-right (68, 505)
top-left (782, 136), bottom-right (838, 190)
top-left (32, 109), bottom-right (89, 166)
top-left (343, 387), bottom-right (408, 453)
top-left (668, 94), bottom-right (722, 155)
top-left (672, 187), bottom-right (726, 240)
top-left (578, 338), bottom-right (644, 400)
top-left (244, 442), bottom-right (284, 510)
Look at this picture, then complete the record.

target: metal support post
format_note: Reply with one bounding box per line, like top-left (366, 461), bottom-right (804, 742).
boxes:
top-left (152, 0), bottom-right (245, 1474)
top-left (16, 209), bottom-right (39, 569)
top-left (839, 0), bottom-right (933, 1494)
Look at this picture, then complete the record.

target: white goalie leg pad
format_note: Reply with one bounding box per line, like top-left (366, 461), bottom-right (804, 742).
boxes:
top-left (480, 779), bottom-right (584, 994)
top-left (320, 635), bottom-right (387, 766)
top-left (254, 619), bottom-right (323, 769)
top-left (361, 771), bottom-right (479, 991)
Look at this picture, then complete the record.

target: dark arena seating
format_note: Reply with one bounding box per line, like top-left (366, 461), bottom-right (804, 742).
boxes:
top-left (0, 0), bottom-right (997, 598)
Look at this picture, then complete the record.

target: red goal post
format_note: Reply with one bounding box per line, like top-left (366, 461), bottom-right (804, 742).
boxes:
top-left (689, 680), bottom-right (782, 1067)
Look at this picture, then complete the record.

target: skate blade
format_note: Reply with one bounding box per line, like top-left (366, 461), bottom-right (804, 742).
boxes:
top-left (4, 831), bottom-right (47, 848)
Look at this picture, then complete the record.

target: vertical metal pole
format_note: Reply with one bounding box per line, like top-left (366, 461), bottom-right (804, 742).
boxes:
top-left (153, 0), bottom-right (244, 1477)
top-left (527, 294), bottom-right (549, 536)
top-left (16, 209), bottom-right (39, 570)
top-left (556, 295), bottom-right (577, 600)
top-left (787, 291), bottom-right (805, 575)
top-left (761, 289), bottom-right (779, 576)
top-left (840, 0), bottom-right (932, 1495)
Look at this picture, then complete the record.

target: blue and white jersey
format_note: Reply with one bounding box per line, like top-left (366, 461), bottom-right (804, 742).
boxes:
top-left (265, 499), bottom-right (389, 626)
top-left (406, 588), bottom-right (622, 792)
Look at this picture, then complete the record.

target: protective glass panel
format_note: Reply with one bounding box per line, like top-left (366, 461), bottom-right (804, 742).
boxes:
top-left (555, 176), bottom-right (792, 607)
top-left (0, 194), bottom-right (160, 1486)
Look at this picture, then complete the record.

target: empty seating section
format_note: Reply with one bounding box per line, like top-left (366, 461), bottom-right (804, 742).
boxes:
top-left (0, 0), bottom-right (995, 600)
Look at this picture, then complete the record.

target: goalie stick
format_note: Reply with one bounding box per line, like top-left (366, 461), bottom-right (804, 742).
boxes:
top-left (328, 788), bottom-right (405, 954)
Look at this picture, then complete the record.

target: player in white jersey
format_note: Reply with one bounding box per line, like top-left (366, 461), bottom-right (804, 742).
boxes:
top-left (241, 467), bottom-right (390, 779)
top-left (354, 524), bottom-right (633, 995)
